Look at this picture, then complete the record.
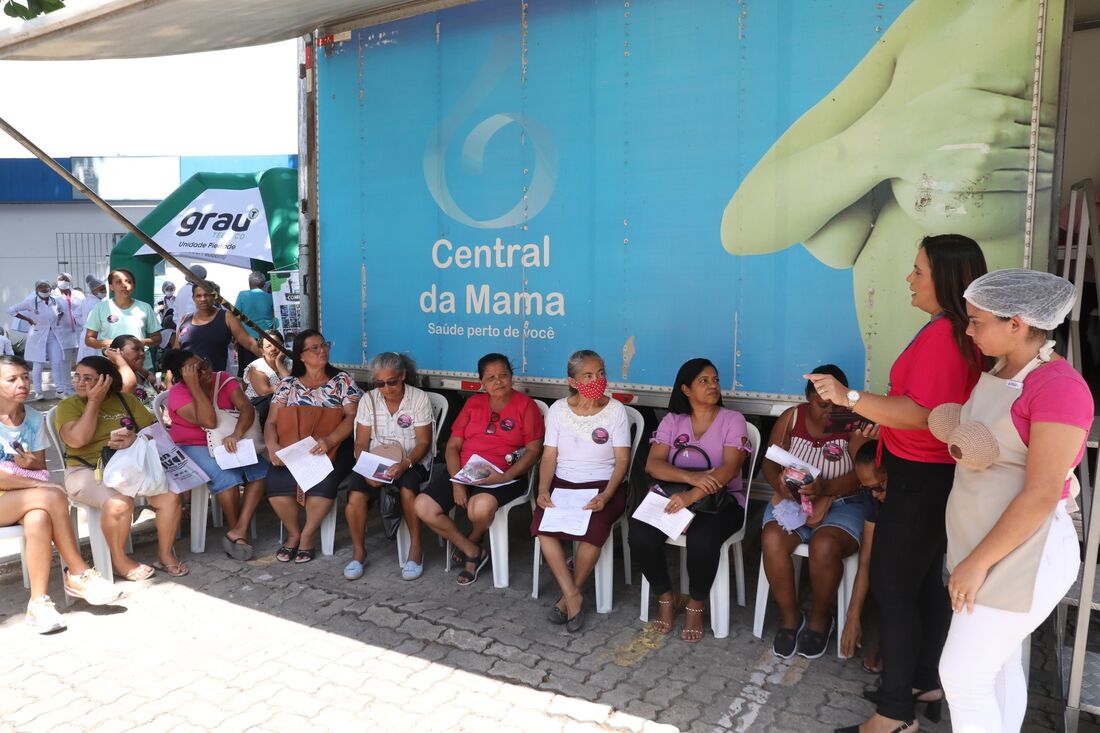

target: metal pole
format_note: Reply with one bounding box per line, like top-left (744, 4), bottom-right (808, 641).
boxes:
top-left (0, 114), bottom-right (290, 357)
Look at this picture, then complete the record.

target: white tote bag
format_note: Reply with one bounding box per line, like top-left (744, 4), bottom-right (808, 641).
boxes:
top-left (102, 436), bottom-right (168, 497)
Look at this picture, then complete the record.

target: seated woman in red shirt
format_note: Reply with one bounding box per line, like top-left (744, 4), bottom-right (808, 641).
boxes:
top-left (414, 353), bottom-right (544, 586)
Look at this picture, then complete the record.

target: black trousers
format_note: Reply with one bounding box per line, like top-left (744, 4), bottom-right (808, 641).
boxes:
top-left (236, 343), bottom-right (254, 378)
top-left (629, 500), bottom-right (744, 601)
top-left (870, 448), bottom-right (954, 721)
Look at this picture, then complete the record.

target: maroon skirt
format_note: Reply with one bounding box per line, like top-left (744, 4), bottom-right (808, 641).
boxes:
top-left (529, 475), bottom-right (628, 546)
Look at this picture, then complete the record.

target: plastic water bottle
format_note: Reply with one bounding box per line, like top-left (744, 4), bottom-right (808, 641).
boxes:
top-left (504, 447), bottom-right (527, 465)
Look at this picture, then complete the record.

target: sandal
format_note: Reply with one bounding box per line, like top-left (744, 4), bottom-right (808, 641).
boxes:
top-left (651, 598), bottom-right (674, 635)
top-left (275, 544), bottom-right (298, 563)
top-left (122, 564), bottom-right (155, 581)
top-left (294, 548), bottom-right (316, 564)
top-left (681, 604), bottom-right (705, 643)
top-left (456, 548), bottom-right (489, 586)
top-left (153, 560), bottom-right (190, 577)
top-left (222, 534), bottom-right (254, 561)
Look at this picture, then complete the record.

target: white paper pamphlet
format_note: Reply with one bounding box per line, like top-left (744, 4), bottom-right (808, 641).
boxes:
top-left (632, 491), bottom-right (695, 539)
top-left (275, 436), bottom-right (333, 492)
top-left (764, 445), bottom-right (822, 478)
top-left (212, 439), bottom-right (259, 469)
top-left (138, 422), bottom-right (210, 494)
top-left (352, 451), bottom-right (397, 484)
top-left (538, 488), bottom-right (599, 535)
top-left (451, 453), bottom-right (508, 488)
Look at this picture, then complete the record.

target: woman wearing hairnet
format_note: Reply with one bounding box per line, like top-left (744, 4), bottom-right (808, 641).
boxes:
top-left (931, 269), bottom-right (1090, 731)
top-left (8, 280), bottom-right (71, 400)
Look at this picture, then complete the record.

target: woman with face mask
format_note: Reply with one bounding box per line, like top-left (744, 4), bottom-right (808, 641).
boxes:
top-left (52, 273), bottom-right (84, 373)
top-left (8, 280), bottom-right (71, 400)
top-left (530, 350), bottom-right (631, 631)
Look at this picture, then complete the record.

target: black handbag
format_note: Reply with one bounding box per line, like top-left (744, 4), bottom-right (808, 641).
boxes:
top-left (650, 443), bottom-right (731, 515)
top-left (380, 487), bottom-right (402, 540)
top-left (98, 394), bottom-right (139, 468)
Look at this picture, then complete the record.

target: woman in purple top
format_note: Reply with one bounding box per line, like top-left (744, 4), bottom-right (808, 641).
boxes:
top-left (629, 358), bottom-right (752, 642)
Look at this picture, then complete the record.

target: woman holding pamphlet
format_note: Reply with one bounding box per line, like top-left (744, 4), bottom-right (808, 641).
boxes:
top-left (530, 350), bottom-right (631, 632)
top-left (415, 353), bottom-right (544, 586)
top-left (263, 330), bottom-right (360, 565)
top-left (629, 358), bottom-right (751, 643)
top-left (344, 352), bottom-right (435, 581)
top-left (162, 348), bottom-right (270, 562)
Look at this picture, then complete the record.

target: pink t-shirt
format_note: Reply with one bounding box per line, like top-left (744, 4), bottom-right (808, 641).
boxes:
top-left (651, 408), bottom-right (753, 507)
top-left (167, 372), bottom-right (241, 446)
top-left (882, 316), bottom-right (980, 464)
top-left (1009, 358), bottom-right (1094, 498)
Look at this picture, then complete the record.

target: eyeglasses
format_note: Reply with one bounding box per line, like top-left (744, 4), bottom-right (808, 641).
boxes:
top-left (859, 483), bottom-right (884, 493)
top-left (373, 377), bottom-right (401, 388)
top-left (73, 374), bottom-right (100, 384)
top-left (485, 411), bottom-right (500, 434)
top-left (301, 341), bottom-right (332, 354)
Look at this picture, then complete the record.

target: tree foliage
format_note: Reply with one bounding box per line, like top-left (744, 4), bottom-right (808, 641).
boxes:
top-left (3, 0), bottom-right (66, 21)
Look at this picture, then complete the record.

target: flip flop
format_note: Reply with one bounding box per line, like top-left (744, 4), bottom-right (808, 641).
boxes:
top-left (294, 548), bottom-right (316, 564)
top-left (456, 548), bottom-right (489, 586)
top-left (153, 561), bottom-right (190, 577)
top-left (222, 534), bottom-right (254, 561)
top-left (123, 564), bottom-right (155, 581)
top-left (275, 544), bottom-right (298, 563)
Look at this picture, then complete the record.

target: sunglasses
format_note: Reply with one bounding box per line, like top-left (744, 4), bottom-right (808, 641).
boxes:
top-left (373, 377), bottom-right (402, 388)
top-left (485, 411), bottom-right (500, 434)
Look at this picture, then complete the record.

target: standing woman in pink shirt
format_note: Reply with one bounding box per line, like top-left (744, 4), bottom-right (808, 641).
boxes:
top-left (935, 270), bottom-right (1089, 732)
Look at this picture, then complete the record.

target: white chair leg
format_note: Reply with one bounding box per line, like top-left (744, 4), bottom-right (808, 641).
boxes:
top-left (752, 555), bottom-right (770, 639)
top-left (210, 498), bottom-right (224, 528)
top-left (321, 501), bottom-right (337, 556)
top-left (84, 506), bottom-right (114, 584)
top-left (639, 574), bottom-right (651, 622)
top-left (531, 537), bottom-right (542, 600)
top-left (733, 540), bottom-right (746, 607)
top-left (1022, 634), bottom-right (1031, 687)
top-left (620, 520), bottom-right (632, 585)
top-left (396, 519), bottom-right (411, 568)
top-left (488, 509), bottom-right (510, 589)
top-left (710, 549), bottom-right (730, 638)
top-left (190, 485), bottom-right (209, 554)
top-left (595, 537), bottom-right (614, 614)
top-left (19, 533), bottom-right (29, 589)
top-left (835, 553), bottom-right (859, 658)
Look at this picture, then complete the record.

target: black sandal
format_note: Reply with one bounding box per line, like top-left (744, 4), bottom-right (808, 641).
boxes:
top-left (294, 548), bottom-right (316, 564)
top-left (456, 548), bottom-right (489, 586)
top-left (275, 544), bottom-right (298, 563)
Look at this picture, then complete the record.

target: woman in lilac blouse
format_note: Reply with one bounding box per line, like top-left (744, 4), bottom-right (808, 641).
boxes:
top-left (629, 358), bottom-right (752, 642)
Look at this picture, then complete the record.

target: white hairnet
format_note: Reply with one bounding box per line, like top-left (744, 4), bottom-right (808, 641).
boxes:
top-left (963, 269), bottom-right (1077, 330)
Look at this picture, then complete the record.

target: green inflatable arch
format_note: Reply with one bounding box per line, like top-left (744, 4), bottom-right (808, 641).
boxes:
top-left (111, 168), bottom-right (299, 304)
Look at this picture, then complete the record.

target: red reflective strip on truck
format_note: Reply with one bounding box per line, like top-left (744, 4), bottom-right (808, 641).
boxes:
top-left (460, 380), bottom-right (482, 392)
top-left (611, 392), bottom-right (634, 404)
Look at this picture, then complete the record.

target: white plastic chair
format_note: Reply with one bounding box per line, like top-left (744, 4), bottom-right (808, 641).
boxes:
top-left (752, 540), bottom-right (859, 658)
top-left (44, 406), bottom-right (129, 584)
top-left (530, 403), bottom-right (644, 613)
top-left (396, 391), bottom-right (449, 567)
top-left (639, 422), bottom-right (761, 639)
top-left (0, 523), bottom-right (71, 604)
top-left (152, 391), bottom-right (214, 553)
top-left (446, 399), bottom-right (549, 588)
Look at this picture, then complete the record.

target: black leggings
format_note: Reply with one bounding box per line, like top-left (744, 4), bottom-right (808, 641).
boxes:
top-left (629, 501), bottom-right (744, 601)
top-left (870, 448), bottom-right (954, 721)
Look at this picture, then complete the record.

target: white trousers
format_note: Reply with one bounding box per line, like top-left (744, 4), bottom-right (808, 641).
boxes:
top-left (30, 337), bottom-right (72, 395)
top-left (940, 503), bottom-right (1079, 733)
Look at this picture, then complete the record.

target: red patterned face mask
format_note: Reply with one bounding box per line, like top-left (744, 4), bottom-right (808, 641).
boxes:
top-left (576, 378), bottom-right (607, 400)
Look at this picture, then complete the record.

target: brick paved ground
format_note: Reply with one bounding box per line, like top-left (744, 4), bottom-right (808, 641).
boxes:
top-left (0, 397), bottom-right (1097, 732)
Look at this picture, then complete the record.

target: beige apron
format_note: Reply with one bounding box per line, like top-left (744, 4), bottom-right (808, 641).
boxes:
top-left (945, 343), bottom-right (1061, 613)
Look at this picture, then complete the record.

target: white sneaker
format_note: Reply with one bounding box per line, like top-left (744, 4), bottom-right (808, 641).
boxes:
top-left (26, 596), bottom-right (66, 634)
top-left (65, 569), bottom-right (122, 605)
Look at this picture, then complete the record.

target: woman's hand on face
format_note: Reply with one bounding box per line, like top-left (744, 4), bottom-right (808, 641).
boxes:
top-left (86, 374), bottom-right (112, 405)
top-left (222, 435), bottom-right (238, 453)
top-left (803, 373), bottom-right (847, 407)
top-left (452, 482), bottom-right (469, 508)
top-left (104, 347), bottom-right (125, 365)
top-left (948, 556), bottom-right (990, 615)
top-left (583, 492), bottom-right (609, 512)
top-left (181, 362), bottom-right (203, 386)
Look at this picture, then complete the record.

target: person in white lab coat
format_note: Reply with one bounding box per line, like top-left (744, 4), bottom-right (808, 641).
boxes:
top-left (174, 264), bottom-right (206, 324)
top-left (52, 272), bottom-right (84, 371)
top-left (0, 327), bottom-right (14, 357)
top-left (8, 280), bottom-right (71, 400)
top-left (76, 276), bottom-right (107, 361)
